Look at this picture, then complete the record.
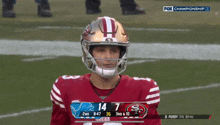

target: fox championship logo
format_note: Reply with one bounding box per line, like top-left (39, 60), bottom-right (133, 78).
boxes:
top-left (125, 103), bottom-right (148, 118)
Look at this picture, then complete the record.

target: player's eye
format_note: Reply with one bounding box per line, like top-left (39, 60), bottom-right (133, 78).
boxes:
top-left (94, 46), bottom-right (105, 52)
top-left (97, 48), bottom-right (105, 52)
top-left (111, 49), bottom-right (117, 53)
top-left (111, 47), bottom-right (120, 53)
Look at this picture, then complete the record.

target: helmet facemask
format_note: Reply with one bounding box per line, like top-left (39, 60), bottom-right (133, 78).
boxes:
top-left (82, 41), bottom-right (129, 78)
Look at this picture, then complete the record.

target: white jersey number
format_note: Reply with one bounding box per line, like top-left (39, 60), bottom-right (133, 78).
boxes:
top-left (62, 75), bottom-right (80, 80)
top-left (133, 77), bottom-right (157, 85)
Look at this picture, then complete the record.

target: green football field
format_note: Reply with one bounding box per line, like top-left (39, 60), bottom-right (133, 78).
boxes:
top-left (0, 0), bottom-right (220, 125)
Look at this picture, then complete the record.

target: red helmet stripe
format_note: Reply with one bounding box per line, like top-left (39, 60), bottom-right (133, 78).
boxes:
top-left (102, 18), bottom-right (107, 37)
top-left (111, 19), bottom-right (116, 38)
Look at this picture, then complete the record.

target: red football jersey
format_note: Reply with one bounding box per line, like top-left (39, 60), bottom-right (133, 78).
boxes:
top-left (50, 74), bottom-right (161, 125)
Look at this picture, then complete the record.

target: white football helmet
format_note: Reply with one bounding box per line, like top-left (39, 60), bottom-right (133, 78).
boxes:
top-left (81, 16), bottom-right (130, 78)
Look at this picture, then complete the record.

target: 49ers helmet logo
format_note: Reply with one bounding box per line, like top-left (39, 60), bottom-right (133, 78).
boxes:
top-left (125, 103), bottom-right (148, 118)
top-left (82, 24), bottom-right (91, 37)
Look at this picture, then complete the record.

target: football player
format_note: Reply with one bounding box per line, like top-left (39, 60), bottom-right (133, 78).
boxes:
top-left (2, 0), bottom-right (52, 18)
top-left (86, 0), bottom-right (145, 15)
top-left (50, 16), bottom-right (161, 125)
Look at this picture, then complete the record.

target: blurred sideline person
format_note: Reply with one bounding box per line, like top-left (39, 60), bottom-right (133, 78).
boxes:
top-left (2, 0), bottom-right (52, 18)
top-left (50, 16), bottom-right (161, 125)
top-left (86, 0), bottom-right (145, 15)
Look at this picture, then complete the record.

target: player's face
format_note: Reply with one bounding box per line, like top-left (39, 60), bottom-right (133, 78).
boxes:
top-left (92, 45), bottom-right (120, 68)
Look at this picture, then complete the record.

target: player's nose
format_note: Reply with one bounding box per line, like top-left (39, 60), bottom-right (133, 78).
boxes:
top-left (103, 49), bottom-right (112, 59)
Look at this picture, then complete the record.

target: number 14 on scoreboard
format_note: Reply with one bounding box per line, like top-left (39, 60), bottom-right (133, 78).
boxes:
top-left (98, 103), bottom-right (120, 111)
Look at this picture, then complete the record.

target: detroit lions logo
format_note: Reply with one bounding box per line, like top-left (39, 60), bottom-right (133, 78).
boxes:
top-left (70, 101), bottom-right (95, 119)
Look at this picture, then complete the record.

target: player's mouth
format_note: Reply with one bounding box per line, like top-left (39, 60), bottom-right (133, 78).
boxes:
top-left (102, 64), bottom-right (116, 68)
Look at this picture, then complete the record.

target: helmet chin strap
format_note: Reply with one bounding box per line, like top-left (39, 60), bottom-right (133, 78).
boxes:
top-left (95, 66), bottom-right (117, 78)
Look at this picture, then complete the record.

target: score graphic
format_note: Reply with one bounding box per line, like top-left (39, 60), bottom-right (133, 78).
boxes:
top-left (70, 102), bottom-right (149, 119)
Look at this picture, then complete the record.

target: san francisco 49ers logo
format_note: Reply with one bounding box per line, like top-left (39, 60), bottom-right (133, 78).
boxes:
top-left (82, 24), bottom-right (91, 36)
top-left (125, 103), bottom-right (148, 118)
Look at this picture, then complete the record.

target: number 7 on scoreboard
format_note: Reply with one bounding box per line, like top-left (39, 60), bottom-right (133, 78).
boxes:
top-left (115, 103), bottom-right (120, 111)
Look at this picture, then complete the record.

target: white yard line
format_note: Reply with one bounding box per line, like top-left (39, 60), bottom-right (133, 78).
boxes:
top-left (160, 83), bottom-right (220, 94)
top-left (17, 26), bottom-right (190, 32)
top-left (22, 56), bottom-right (57, 62)
top-left (1, 40), bottom-right (220, 61)
top-left (124, 27), bottom-right (190, 32)
top-left (0, 107), bottom-right (52, 119)
top-left (0, 83), bottom-right (219, 119)
top-left (127, 59), bottom-right (157, 65)
top-left (21, 58), bottom-right (156, 63)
